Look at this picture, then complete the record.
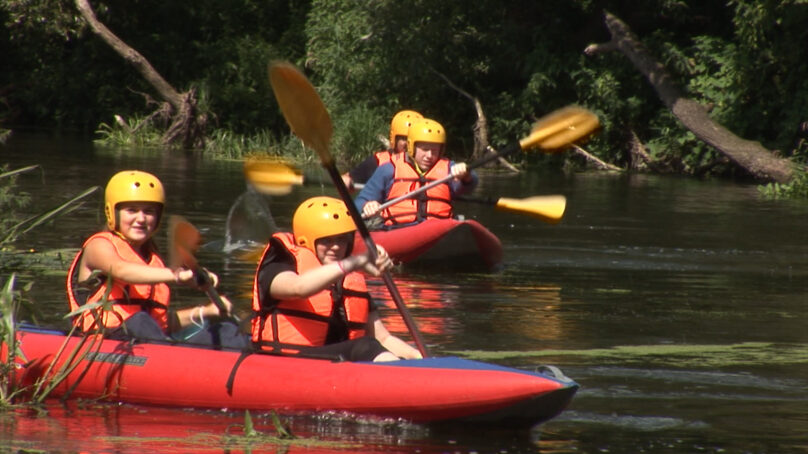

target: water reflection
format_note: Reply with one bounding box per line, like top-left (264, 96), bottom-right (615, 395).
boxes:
top-left (366, 275), bottom-right (459, 338)
top-left (1, 403), bottom-right (446, 453)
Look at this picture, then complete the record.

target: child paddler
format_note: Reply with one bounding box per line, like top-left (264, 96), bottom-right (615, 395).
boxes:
top-left (251, 196), bottom-right (421, 361)
top-left (341, 109), bottom-right (423, 191)
top-left (67, 170), bottom-right (247, 348)
top-left (355, 117), bottom-right (478, 229)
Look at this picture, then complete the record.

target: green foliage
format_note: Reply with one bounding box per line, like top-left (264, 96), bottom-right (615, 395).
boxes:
top-left (759, 168), bottom-right (808, 199)
top-left (2, 0), bottom-right (82, 40)
top-left (94, 117), bottom-right (164, 148)
top-left (0, 274), bottom-right (34, 406)
top-left (1, 0), bottom-right (307, 135)
top-left (205, 128), bottom-right (282, 160)
top-left (305, 0), bottom-right (576, 157)
top-left (329, 104), bottom-right (388, 165)
top-left (3, 0), bottom-right (808, 187)
top-left (1, 165), bottom-right (100, 247)
top-left (0, 165), bottom-right (33, 242)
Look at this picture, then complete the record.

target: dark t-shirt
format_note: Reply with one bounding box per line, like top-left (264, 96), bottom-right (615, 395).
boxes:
top-left (256, 237), bottom-right (296, 308)
top-left (255, 237), bottom-right (386, 361)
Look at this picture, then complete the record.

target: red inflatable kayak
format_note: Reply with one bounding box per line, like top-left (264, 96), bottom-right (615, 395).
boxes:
top-left (11, 325), bottom-right (577, 427)
top-left (353, 218), bottom-right (503, 271)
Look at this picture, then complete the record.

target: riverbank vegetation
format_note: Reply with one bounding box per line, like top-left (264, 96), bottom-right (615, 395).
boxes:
top-left (1, 1), bottom-right (807, 195)
top-left (0, 165), bottom-right (103, 407)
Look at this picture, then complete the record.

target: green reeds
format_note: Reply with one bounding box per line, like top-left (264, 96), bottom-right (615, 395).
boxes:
top-left (0, 273), bottom-right (111, 407)
top-left (0, 273), bottom-right (30, 406)
top-left (1, 186), bottom-right (100, 246)
top-left (0, 164), bottom-right (100, 247)
top-left (0, 163), bottom-right (109, 406)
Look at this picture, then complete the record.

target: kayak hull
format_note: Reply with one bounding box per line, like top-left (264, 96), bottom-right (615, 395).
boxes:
top-left (353, 218), bottom-right (503, 271)
top-left (13, 326), bottom-right (576, 427)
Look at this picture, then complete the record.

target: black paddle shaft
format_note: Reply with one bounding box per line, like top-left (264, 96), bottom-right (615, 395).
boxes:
top-left (193, 267), bottom-right (241, 324)
top-left (323, 164), bottom-right (430, 358)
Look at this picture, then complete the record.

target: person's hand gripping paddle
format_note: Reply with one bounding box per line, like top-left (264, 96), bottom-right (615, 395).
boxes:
top-left (168, 215), bottom-right (239, 324)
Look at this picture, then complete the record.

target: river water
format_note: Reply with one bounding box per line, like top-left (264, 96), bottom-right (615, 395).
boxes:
top-left (2, 134), bottom-right (807, 453)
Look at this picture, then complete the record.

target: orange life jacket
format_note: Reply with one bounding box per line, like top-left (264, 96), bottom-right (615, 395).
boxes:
top-left (382, 154), bottom-right (452, 226)
top-left (374, 149), bottom-right (393, 166)
top-left (66, 231), bottom-right (170, 332)
top-left (251, 232), bottom-right (371, 352)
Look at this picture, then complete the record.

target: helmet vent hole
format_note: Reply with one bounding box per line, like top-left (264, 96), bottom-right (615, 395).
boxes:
top-left (134, 182), bottom-right (141, 187)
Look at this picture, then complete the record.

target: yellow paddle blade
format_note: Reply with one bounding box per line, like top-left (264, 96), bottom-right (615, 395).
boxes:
top-left (238, 245), bottom-right (266, 263)
top-left (519, 106), bottom-right (600, 152)
top-left (494, 195), bottom-right (567, 224)
top-left (168, 215), bottom-right (201, 269)
top-left (244, 157), bottom-right (304, 195)
top-left (268, 61), bottom-right (334, 165)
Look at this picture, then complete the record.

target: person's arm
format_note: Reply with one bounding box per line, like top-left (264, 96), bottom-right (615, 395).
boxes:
top-left (82, 236), bottom-right (231, 332)
top-left (355, 163), bottom-right (394, 217)
top-left (172, 296), bottom-right (234, 331)
top-left (368, 313), bottom-right (422, 359)
top-left (270, 245), bottom-right (394, 300)
top-left (81, 236), bottom-right (194, 285)
top-left (448, 161), bottom-right (478, 197)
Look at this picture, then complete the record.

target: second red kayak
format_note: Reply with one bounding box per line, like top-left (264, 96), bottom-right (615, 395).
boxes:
top-left (353, 218), bottom-right (503, 271)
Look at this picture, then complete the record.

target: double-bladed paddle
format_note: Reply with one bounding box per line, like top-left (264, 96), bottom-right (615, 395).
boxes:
top-left (366, 106), bottom-right (598, 218)
top-left (455, 195), bottom-right (567, 224)
top-left (268, 61), bottom-right (429, 358)
top-left (168, 215), bottom-right (239, 323)
top-left (243, 157), bottom-right (304, 195)
top-left (243, 159), bottom-right (568, 223)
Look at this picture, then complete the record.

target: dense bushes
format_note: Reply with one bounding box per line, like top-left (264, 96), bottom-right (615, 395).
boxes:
top-left (2, 1), bottom-right (807, 173)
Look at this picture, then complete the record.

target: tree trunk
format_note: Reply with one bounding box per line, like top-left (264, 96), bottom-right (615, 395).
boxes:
top-left (75, 0), bottom-right (206, 148)
top-left (430, 68), bottom-right (518, 172)
top-left (585, 10), bottom-right (794, 183)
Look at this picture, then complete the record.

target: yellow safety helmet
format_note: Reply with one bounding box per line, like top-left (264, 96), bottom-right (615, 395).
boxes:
top-left (406, 118), bottom-right (446, 157)
top-left (104, 170), bottom-right (165, 231)
top-left (389, 110), bottom-right (423, 148)
top-left (292, 196), bottom-right (356, 252)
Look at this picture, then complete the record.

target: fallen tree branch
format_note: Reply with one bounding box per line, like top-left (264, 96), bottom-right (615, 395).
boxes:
top-left (429, 67), bottom-right (518, 172)
top-left (585, 10), bottom-right (794, 183)
top-left (571, 145), bottom-right (621, 171)
top-left (75, 0), bottom-right (206, 148)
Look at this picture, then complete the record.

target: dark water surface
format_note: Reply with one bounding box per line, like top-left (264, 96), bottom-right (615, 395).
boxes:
top-left (2, 134), bottom-right (807, 453)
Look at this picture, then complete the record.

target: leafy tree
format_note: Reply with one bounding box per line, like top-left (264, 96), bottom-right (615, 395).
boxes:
top-left (1, 0), bottom-right (806, 183)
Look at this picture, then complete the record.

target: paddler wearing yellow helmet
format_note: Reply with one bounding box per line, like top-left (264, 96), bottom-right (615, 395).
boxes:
top-left (250, 196), bottom-right (422, 362)
top-left (342, 109), bottom-right (424, 191)
top-left (355, 117), bottom-right (478, 227)
top-left (66, 170), bottom-right (247, 348)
